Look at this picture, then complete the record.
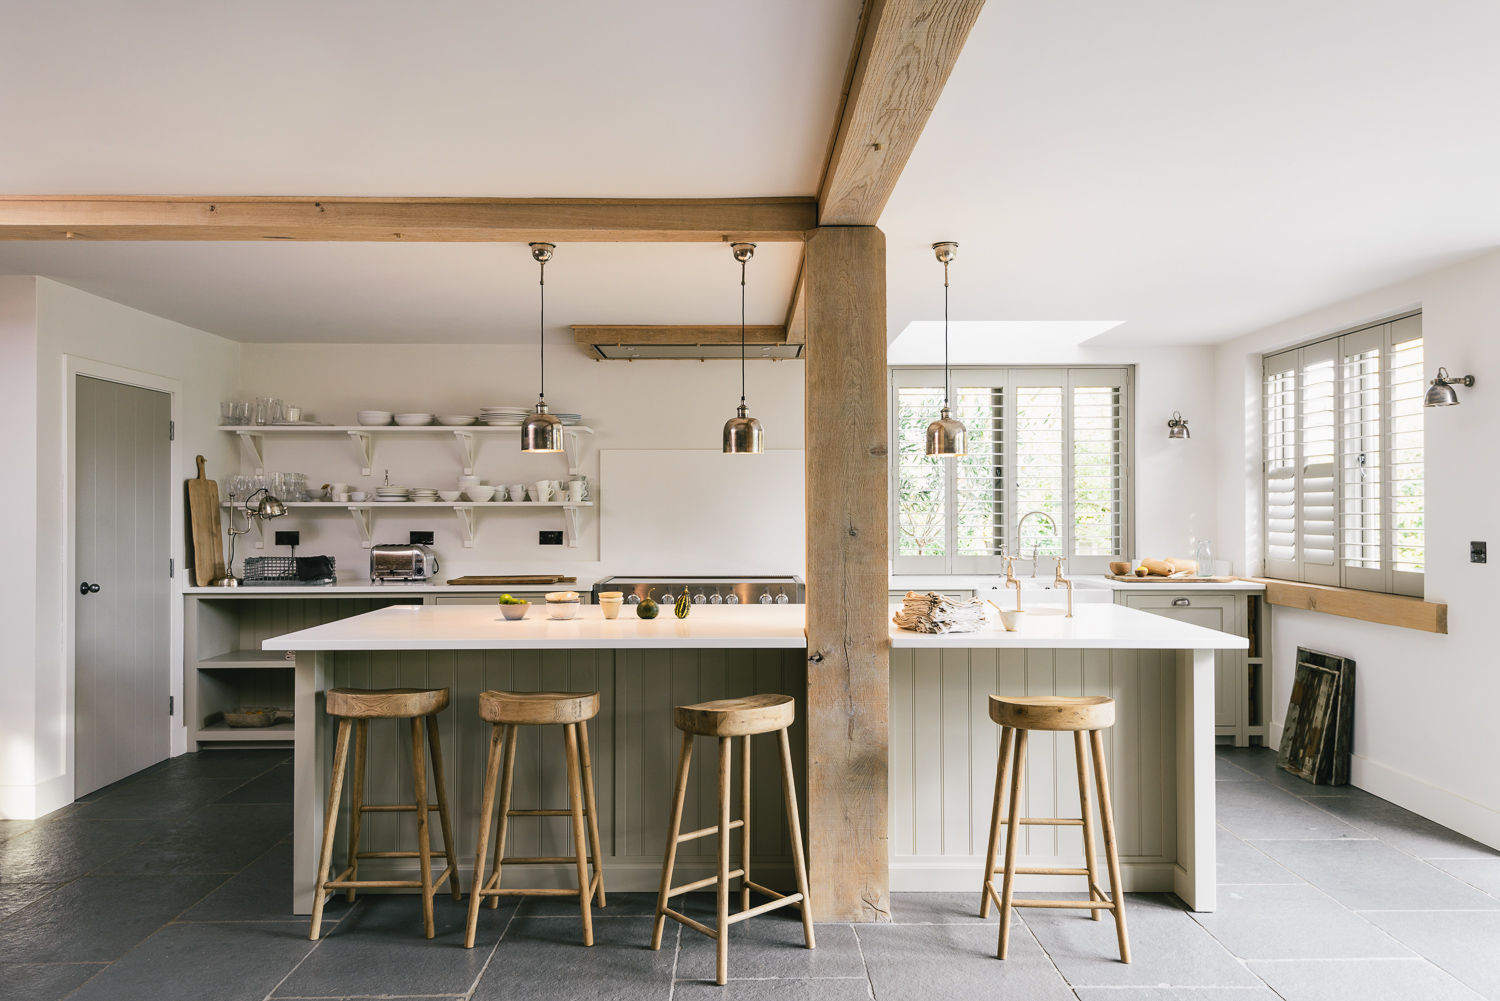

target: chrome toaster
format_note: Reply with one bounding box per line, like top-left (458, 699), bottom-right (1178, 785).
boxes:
top-left (370, 543), bottom-right (440, 583)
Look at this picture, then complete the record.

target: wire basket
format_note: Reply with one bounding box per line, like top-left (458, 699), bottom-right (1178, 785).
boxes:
top-left (242, 556), bottom-right (336, 585)
top-left (243, 556), bottom-right (296, 582)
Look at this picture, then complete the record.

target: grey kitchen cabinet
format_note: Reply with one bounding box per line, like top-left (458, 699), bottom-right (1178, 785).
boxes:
top-left (1116, 590), bottom-right (1268, 746)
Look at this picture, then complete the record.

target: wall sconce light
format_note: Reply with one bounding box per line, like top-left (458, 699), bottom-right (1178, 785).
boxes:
top-left (1166, 411), bottom-right (1190, 439)
top-left (1424, 367), bottom-right (1475, 407)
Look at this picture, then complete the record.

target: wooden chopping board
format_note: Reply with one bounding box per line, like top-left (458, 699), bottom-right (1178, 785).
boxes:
top-left (187, 455), bottom-right (225, 586)
top-left (1106, 574), bottom-right (1236, 584)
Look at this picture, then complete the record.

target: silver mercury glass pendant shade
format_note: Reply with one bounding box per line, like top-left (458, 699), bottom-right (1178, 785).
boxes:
top-left (522, 241), bottom-right (565, 453)
top-left (926, 241), bottom-right (966, 457)
top-left (723, 242), bottom-right (764, 453)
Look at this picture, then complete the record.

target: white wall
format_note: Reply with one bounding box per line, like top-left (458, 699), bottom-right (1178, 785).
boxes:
top-left (1, 278), bottom-right (240, 818)
top-left (233, 343), bottom-right (808, 581)
top-left (1214, 249), bottom-right (1500, 848)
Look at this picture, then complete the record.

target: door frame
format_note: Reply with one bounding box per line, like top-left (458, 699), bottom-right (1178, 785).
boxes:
top-left (62, 356), bottom-right (186, 797)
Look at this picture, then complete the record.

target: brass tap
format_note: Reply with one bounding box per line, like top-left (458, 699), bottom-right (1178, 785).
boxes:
top-left (1053, 556), bottom-right (1073, 617)
top-left (1004, 555), bottom-right (1022, 612)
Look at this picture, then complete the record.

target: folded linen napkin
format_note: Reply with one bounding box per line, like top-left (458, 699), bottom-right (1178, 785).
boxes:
top-left (892, 590), bottom-right (988, 633)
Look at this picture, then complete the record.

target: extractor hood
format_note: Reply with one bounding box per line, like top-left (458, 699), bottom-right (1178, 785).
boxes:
top-left (572, 325), bottom-right (804, 361)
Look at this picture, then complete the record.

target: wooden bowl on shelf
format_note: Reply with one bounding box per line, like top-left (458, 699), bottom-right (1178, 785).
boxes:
top-left (223, 707), bottom-right (277, 728)
top-left (1108, 560), bottom-right (1132, 576)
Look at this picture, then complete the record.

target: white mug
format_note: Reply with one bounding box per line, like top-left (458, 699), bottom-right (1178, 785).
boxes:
top-left (509, 483), bottom-right (527, 503)
top-left (568, 480), bottom-right (585, 503)
top-left (532, 481), bottom-right (552, 502)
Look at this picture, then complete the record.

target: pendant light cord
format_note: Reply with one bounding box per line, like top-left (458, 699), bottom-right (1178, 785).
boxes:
top-left (943, 258), bottom-right (951, 409)
top-left (740, 257), bottom-right (748, 405)
top-left (538, 256), bottom-right (547, 403)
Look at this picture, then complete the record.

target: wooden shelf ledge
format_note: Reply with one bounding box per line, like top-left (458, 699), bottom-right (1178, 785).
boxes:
top-left (1243, 578), bottom-right (1448, 634)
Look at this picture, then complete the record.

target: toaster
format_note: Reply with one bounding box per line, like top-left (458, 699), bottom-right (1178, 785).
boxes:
top-left (370, 543), bottom-right (440, 583)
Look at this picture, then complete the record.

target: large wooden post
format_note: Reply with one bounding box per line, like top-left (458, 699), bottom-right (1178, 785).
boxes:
top-left (803, 225), bottom-right (891, 922)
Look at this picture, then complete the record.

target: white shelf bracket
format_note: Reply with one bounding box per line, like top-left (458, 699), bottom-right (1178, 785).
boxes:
top-left (347, 506), bottom-right (372, 548)
top-left (346, 430), bottom-right (374, 476)
top-left (453, 505), bottom-right (477, 547)
top-left (452, 430), bottom-right (478, 475)
top-left (563, 430), bottom-right (583, 477)
top-left (563, 505), bottom-right (580, 548)
top-left (235, 430), bottom-right (266, 472)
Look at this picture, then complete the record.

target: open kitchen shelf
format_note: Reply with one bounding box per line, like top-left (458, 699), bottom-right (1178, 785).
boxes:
top-left (221, 500), bottom-right (593, 549)
top-left (195, 720), bottom-right (295, 740)
top-left (198, 649), bottom-right (294, 669)
top-left (224, 424), bottom-right (595, 476)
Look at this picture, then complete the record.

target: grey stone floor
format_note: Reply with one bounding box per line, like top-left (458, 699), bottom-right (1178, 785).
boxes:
top-left (2, 745), bottom-right (1498, 1000)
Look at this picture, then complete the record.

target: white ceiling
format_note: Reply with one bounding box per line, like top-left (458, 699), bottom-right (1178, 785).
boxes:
top-left (3, 1), bottom-right (1500, 348)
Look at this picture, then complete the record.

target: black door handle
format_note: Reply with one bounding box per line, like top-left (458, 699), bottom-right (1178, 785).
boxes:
top-left (79, 582), bottom-right (101, 595)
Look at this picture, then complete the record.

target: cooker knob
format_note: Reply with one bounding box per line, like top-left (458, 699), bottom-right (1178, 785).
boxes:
top-left (709, 593), bottom-right (723, 604)
top-left (660, 592), bottom-right (674, 605)
top-left (626, 594), bottom-right (641, 605)
top-left (774, 592), bottom-right (789, 604)
top-left (725, 593), bottom-right (740, 604)
top-left (692, 592), bottom-right (707, 604)
top-left (759, 592), bottom-right (773, 604)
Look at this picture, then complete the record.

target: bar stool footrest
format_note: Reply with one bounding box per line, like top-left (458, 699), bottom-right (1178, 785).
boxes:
top-left (676, 819), bottom-right (744, 844)
top-left (989, 866), bottom-right (1092, 876)
top-left (358, 803), bottom-right (442, 813)
top-left (477, 870), bottom-right (603, 899)
top-left (726, 892), bottom-right (804, 925)
top-left (662, 906), bottom-right (718, 939)
top-left (668, 869), bottom-right (746, 897)
top-left (1008, 897), bottom-right (1116, 910)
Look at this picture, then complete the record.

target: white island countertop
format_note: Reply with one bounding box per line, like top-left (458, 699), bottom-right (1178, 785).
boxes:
top-left (262, 602), bottom-right (1244, 652)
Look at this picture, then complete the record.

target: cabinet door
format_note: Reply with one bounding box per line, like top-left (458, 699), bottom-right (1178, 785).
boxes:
top-left (1122, 592), bottom-right (1243, 733)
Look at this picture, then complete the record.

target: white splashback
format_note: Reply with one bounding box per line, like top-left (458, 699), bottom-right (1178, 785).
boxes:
top-left (600, 449), bottom-right (804, 575)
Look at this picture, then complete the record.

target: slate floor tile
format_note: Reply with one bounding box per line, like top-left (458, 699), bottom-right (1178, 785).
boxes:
top-left (63, 921), bottom-right (315, 1001)
top-left (1299, 793), bottom-right (1500, 860)
top-left (674, 977), bottom-right (873, 1000)
top-left (0, 820), bottom-right (36, 843)
top-left (517, 888), bottom-right (658, 917)
top-left (92, 804), bottom-right (289, 875)
top-left (1216, 781), bottom-right (1368, 841)
top-left (1251, 839), bottom-right (1500, 911)
top-left (161, 749), bottom-right (291, 779)
top-left (1023, 892), bottom-right (1259, 988)
top-left (0, 817), bottom-right (158, 882)
top-left (1191, 883), bottom-right (1412, 959)
top-left (890, 890), bottom-right (999, 924)
top-left (856, 922), bottom-right (1074, 1001)
top-left (1428, 858), bottom-right (1500, 900)
top-left (1365, 910), bottom-right (1500, 1000)
top-left (1249, 957), bottom-right (1486, 1000)
top-left (472, 915), bottom-right (674, 999)
top-left (1215, 755), bottom-right (1257, 782)
top-left (69, 776), bottom-right (249, 819)
top-left (0, 874), bottom-right (226, 963)
top-left (216, 764), bottom-right (293, 805)
top-left (1074, 990), bottom-right (1282, 1001)
top-left (273, 893), bottom-right (509, 998)
top-left (675, 915), bottom-right (858, 983)
top-left (179, 841), bottom-right (350, 928)
top-left (0, 962), bottom-right (107, 1001)
top-left (0, 882), bottom-right (58, 918)
top-left (1217, 827), bottom-right (1303, 885)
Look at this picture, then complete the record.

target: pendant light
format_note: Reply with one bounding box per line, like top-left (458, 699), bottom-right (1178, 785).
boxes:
top-left (926, 241), bottom-right (966, 456)
top-left (521, 241), bottom-right (564, 453)
top-left (723, 241), bottom-right (764, 453)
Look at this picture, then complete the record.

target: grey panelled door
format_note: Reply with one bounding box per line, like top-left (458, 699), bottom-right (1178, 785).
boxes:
top-left (75, 375), bottom-right (172, 796)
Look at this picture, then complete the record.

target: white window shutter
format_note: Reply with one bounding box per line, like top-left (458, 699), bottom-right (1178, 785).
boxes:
top-left (1298, 340), bottom-right (1340, 585)
top-left (1387, 314), bottom-right (1424, 596)
top-left (1339, 325), bottom-right (1386, 592)
top-left (1263, 351), bottom-right (1300, 579)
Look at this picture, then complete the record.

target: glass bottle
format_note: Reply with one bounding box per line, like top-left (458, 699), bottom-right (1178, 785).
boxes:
top-left (1193, 539), bottom-right (1214, 578)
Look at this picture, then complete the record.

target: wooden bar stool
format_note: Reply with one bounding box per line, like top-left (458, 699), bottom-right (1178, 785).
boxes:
top-left (309, 687), bottom-right (462, 941)
top-left (650, 694), bottom-right (814, 986)
top-left (465, 690), bottom-right (606, 950)
top-left (980, 694), bottom-right (1130, 964)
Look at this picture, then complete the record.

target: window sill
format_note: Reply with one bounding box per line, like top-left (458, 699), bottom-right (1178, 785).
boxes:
top-left (1244, 578), bottom-right (1447, 634)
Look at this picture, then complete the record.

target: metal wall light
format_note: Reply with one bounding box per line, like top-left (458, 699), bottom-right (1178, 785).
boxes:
top-left (1424, 367), bottom-right (1475, 407)
top-left (925, 241), bottom-right (966, 456)
top-left (723, 242), bottom-right (764, 454)
top-left (1167, 411), bottom-right (1191, 439)
top-left (521, 242), bottom-right (565, 452)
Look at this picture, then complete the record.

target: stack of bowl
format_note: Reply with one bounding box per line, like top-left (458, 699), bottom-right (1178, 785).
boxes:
top-left (545, 591), bottom-right (581, 620)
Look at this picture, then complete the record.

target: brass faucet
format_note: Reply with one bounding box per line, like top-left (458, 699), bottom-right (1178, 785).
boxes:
top-left (1053, 556), bottom-right (1073, 617)
top-left (1003, 555), bottom-right (1022, 612)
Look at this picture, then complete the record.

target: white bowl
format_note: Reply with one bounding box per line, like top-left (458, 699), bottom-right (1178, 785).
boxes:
top-left (393, 413), bottom-right (435, 426)
top-left (546, 600), bottom-right (580, 620)
top-left (437, 415), bottom-right (476, 426)
top-left (357, 411), bottom-right (393, 426)
top-left (464, 485), bottom-right (496, 502)
top-left (437, 490), bottom-right (463, 502)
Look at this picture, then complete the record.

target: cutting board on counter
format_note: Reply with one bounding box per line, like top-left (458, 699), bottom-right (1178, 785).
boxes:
top-left (446, 575), bottom-right (578, 586)
top-left (1106, 574), bottom-right (1237, 584)
top-left (187, 455), bottom-right (225, 586)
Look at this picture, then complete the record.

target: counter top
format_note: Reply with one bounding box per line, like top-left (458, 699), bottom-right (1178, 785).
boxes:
top-left (890, 573), bottom-right (1264, 594)
top-left (262, 603), bottom-right (1245, 652)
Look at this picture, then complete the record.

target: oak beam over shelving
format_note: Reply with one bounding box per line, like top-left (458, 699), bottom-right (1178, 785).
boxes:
top-left (803, 225), bottom-right (890, 922)
top-left (571, 325), bottom-right (788, 346)
top-left (817, 0), bottom-right (986, 225)
top-left (0, 195), bottom-right (817, 243)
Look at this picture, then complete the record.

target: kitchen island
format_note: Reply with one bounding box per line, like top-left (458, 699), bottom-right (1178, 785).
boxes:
top-left (264, 602), bottom-right (1243, 914)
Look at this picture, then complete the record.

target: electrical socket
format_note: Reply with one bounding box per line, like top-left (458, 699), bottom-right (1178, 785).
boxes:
top-left (539, 530), bottom-right (563, 546)
top-left (1471, 541), bottom-right (1487, 564)
top-left (274, 530), bottom-right (300, 548)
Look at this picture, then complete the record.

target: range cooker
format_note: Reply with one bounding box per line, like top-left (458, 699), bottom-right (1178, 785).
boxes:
top-left (590, 575), bottom-right (804, 607)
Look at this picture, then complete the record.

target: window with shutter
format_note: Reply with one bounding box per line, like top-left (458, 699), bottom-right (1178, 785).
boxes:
top-left (890, 367), bottom-right (1131, 575)
top-left (1261, 313), bottom-right (1423, 596)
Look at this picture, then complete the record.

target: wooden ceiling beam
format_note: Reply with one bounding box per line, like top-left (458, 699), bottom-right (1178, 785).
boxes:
top-left (784, 254), bottom-right (807, 345)
top-left (817, 0), bottom-right (986, 226)
top-left (572, 325), bottom-right (788, 346)
top-left (0, 195), bottom-right (816, 243)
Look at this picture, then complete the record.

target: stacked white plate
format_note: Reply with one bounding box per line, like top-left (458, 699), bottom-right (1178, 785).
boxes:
top-left (357, 410), bottom-right (393, 426)
top-left (393, 412), bottom-right (435, 426)
top-left (375, 486), bottom-right (411, 503)
top-left (479, 405), bottom-right (530, 426)
top-left (408, 488), bottom-right (439, 503)
top-left (436, 415), bottom-right (476, 426)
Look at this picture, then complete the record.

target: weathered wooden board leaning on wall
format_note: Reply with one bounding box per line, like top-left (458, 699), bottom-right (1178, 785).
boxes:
top-left (1277, 648), bottom-right (1355, 785)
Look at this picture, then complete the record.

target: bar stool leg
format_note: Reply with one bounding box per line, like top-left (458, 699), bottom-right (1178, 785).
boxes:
top-left (1074, 730), bottom-right (1102, 921)
top-left (346, 719), bottom-right (368, 904)
top-left (310, 717), bottom-right (352, 941)
top-left (716, 735), bottom-right (732, 986)
top-left (740, 733), bottom-right (752, 913)
top-left (578, 719), bottom-right (607, 908)
top-left (996, 729), bottom-right (1028, 960)
top-left (410, 718), bottom-right (436, 939)
top-left (651, 731), bottom-right (694, 951)
top-left (1090, 729), bottom-right (1131, 963)
top-left (489, 725), bottom-right (518, 909)
top-left (777, 727), bottom-right (815, 949)
top-left (979, 725), bottom-right (1014, 918)
top-left (564, 722), bottom-right (595, 947)
top-left (466, 722), bottom-right (505, 949)
top-left (425, 713), bottom-right (463, 901)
